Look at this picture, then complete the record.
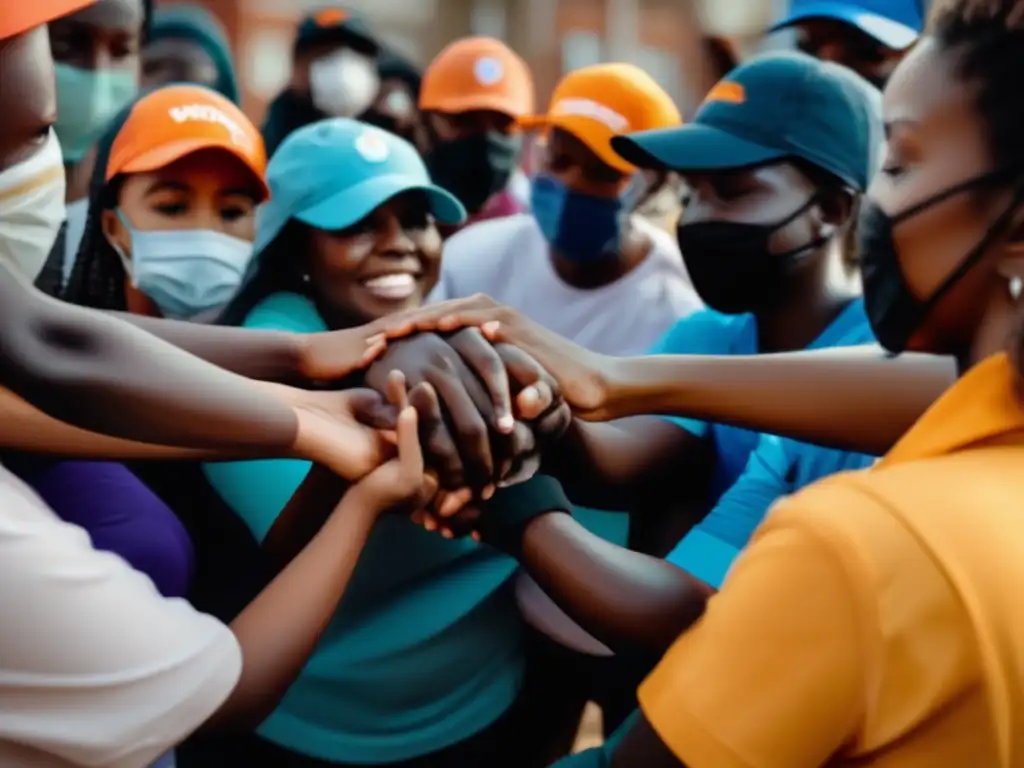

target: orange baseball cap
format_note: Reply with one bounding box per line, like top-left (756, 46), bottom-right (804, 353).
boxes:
top-left (420, 36), bottom-right (535, 118)
top-left (518, 63), bottom-right (682, 174)
top-left (107, 84), bottom-right (269, 200)
top-left (2, 0), bottom-right (94, 39)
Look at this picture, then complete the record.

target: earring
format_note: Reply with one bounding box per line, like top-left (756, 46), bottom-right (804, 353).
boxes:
top-left (302, 273), bottom-right (311, 284)
top-left (1011, 276), bottom-right (1023, 301)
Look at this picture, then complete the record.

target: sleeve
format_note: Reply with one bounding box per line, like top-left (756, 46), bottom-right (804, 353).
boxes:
top-left (646, 311), bottom-right (739, 439)
top-left (0, 475), bottom-right (241, 768)
top-left (666, 435), bottom-right (795, 589)
top-left (639, 494), bottom-right (868, 768)
top-left (201, 295), bottom-right (319, 541)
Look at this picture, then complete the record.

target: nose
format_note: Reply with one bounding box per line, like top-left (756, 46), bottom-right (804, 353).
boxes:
top-left (376, 213), bottom-right (416, 255)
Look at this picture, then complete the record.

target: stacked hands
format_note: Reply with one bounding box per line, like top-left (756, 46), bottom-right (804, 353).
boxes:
top-left (280, 294), bottom-right (617, 542)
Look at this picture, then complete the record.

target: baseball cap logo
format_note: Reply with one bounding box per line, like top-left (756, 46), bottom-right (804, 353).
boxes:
top-left (169, 104), bottom-right (251, 148)
top-left (354, 129), bottom-right (390, 163)
top-left (473, 56), bottom-right (504, 86)
top-left (551, 98), bottom-right (629, 133)
top-left (315, 8), bottom-right (348, 27)
top-left (702, 81), bottom-right (746, 106)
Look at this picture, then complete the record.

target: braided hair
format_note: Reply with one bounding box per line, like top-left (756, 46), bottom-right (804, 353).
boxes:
top-left (929, 0), bottom-right (1024, 384)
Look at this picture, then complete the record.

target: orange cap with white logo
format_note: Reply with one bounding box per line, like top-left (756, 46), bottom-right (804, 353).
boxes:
top-left (518, 63), bottom-right (682, 174)
top-left (420, 36), bottom-right (535, 118)
top-left (1, 0), bottom-right (94, 39)
top-left (107, 84), bottom-right (269, 199)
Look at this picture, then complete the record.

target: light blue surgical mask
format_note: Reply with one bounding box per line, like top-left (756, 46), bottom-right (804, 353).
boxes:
top-left (54, 64), bottom-right (138, 164)
top-left (111, 210), bottom-right (254, 321)
top-left (530, 173), bottom-right (626, 263)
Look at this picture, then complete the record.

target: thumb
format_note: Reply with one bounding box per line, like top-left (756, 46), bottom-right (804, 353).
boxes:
top-left (346, 388), bottom-right (400, 430)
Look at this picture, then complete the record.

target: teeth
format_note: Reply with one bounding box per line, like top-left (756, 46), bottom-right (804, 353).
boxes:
top-left (363, 273), bottom-right (417, 300)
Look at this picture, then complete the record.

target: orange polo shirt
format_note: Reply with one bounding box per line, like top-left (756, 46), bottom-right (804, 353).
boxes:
top-left (639, 352), bottom-right (1024, 768)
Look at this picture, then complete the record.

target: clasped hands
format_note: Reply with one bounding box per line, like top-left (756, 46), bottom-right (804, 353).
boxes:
top-left (282, 295), bottom-right (620, 535)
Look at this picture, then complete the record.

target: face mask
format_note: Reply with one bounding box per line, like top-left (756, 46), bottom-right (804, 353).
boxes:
top-left (54, 64), bottom-right (137, 165)
top-left (531, 174), bottom-right (626, 263)
top-left (858, 169), bottom-right (1024, 354)
top-left (309, 49), bottom-right (380, 118)
top-left (676, 197), bottom-right (823, 315)
top-left (425, 132), bottom-right (520, 214)
top-left (0, 131), bottom-right (67, 282)
top-left (110, 211), bottom-right (254, 320)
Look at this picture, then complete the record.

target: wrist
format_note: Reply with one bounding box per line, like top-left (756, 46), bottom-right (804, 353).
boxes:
top-left (293, 333), bottom-right (316, 384)
top-left (593, 356), bottom-right (628, 420)
top-left (476, 475), bottom-right (572, 557)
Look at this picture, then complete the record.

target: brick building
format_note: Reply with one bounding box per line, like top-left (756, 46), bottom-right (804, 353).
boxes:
top-left (159, 0), bottom-right (786, 123)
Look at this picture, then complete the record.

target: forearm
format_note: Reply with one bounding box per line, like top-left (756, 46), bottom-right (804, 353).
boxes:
top-left (111, 311), bottom-right (308, 384)
top-left (521, 513), bottom-right (710, 655)
top-left (603, 346), bottom-right (956, 455)
top-left (206, 494), bottom-right (378, 731)
top-left (0, 265), bottom-right (297, 450)
top-left (263, 465), bottom-right (348, 571)
top-left (0, 387), bottom-right (263, 460)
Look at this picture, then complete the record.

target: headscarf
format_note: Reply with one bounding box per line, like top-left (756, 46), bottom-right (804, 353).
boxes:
top-left (147, 4), bottom-right (240, 103)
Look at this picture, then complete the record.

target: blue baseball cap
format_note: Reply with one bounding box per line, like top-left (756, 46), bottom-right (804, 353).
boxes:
top-left (254, 118), bottom-right (466, 254)
top-left (611, 51), bottom-right (881, 192)
top-left (770, 0), bottom-right (924, 51)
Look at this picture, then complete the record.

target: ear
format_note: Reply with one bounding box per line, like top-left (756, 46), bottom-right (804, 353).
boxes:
top-left (995, 246), bottom-right (1024, 287)
top-left (814, 187), bottom-right (855, 241)
top-left (100, 208), bottom-right (131, 262)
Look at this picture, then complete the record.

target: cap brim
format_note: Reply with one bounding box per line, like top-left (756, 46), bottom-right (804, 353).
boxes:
top-left (422, 93), bottom-right (526, 120)
top-left (3, 0), bottom-right (94, 39)
top-left (116, 138), bottom-right (269, 200)
top-left (518, 113), bottom-right (633, 174)
top-left (769, 4), bottom-right (919, 50)
top-left (254, 175), bottom-right (466, 254)
top-left (612, 124), bottom-right (785, 173)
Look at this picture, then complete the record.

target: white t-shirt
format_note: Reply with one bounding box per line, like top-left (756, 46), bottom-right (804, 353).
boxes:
top-left (430, 213), bottom-right (702, 655)
top-left (0, 464), bottom-right (242, 768)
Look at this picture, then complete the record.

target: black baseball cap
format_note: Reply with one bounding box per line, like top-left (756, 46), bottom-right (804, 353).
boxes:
top-left (611, 51), bottom-right (881, 191)
top-left (294, 7), bottom-right (379, 58)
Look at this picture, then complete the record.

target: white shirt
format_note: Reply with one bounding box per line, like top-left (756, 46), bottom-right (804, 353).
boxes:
top-left (431, 213), bottom-right (702, 655)
top-left (0, 465), bottom-right (242, 768)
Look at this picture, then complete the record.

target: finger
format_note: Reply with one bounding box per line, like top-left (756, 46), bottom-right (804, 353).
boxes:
top-left (408, 383), bottom-right (464, 488)
top-left (535, 402), bottom-right (573, 446)
top-left (448, 329), bottom-right (514, 433)
top-left (386, 370), bottom-right (409, 409)
top-left (438, 487), bottom-right (473, 518)
top-left (377, 295), bottom-right (497, 338)
top-left (345, 389), bottom-right (400, 430)
top-left (358, 335), bottom-right (388, 367)
top-left (396, 406), bottom-right (424, 482)
top-left (494, 344), bottom-right (547, 391)
top-left (426, 366), bottom-right (495, 488)
top-left (516, 380), bottom-right (555, 421)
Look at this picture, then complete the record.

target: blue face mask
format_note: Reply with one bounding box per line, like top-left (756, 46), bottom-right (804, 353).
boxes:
top-left (55, 64), bottom-right (137, 164)
top-left (530, 174), bottom-right (625, 262)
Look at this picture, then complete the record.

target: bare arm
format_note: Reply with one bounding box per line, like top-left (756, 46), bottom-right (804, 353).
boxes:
top-left (0, 262), bottom-right (297, 450)
top-left (602, 346), bottom-right (955, 455)
top-left (262, 465), bottom-right (348, 571)
top-left (521, 513), bottom-right (710, 655)
top-left (542, 417), bottom-right (712, 510)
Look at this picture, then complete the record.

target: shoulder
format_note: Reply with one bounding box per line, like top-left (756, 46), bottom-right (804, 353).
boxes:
top-left (242, 291), bottom-right (326, 333)
top-left (648, 308), bottom-right (752, 355)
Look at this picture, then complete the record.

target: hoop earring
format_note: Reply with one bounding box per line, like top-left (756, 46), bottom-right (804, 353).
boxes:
top-left (1011, 275), bottom-right (1023, 301)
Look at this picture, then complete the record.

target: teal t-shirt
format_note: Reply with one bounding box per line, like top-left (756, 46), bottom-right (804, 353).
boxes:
top-left (203, 293), bottom-right (524, 763)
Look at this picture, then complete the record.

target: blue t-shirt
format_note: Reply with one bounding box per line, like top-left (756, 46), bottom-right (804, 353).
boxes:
top-left (652, 301), bottom-right (877, 587)
top-left (202, 293), bottom-right (524, 764)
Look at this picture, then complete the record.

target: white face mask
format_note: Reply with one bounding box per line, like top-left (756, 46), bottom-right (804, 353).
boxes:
top-left (309, 49), bottom-right (381, 118)
top-left (111, 211), bottom-right (255, 321)
top-left (0, 131), bottom-right (67, 282)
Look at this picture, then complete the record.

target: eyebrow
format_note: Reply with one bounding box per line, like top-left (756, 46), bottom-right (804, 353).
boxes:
top-left (219, 187), bottom-right (261, 200)
top-left (144, 179), bottom-right (192, 196)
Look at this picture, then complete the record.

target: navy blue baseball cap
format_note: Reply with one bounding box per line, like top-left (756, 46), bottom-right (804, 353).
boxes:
top-left (254, 118), bottom-right (465, 255)
top-left (770, 0), bottom-right (924, 51)
top-left (611, 51), bottom-right (882, 192)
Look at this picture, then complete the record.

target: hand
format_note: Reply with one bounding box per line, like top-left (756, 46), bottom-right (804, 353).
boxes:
top-left (344, 373), bottom-right (438, 516)
top-left (287, 386), bottom-right (400, 480)
top-left (365, 329), bottom-right (513, 490)
top-left (378, 295), bottom-right (615, 419)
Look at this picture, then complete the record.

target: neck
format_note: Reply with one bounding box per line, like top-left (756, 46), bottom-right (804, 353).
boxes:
top-left (963, 287), bottom-right (1018, 374)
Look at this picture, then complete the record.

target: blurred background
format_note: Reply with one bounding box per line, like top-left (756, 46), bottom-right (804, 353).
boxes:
top-left (160, 0), bottom-right (791, 121)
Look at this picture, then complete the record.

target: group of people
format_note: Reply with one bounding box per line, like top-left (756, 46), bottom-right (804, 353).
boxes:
top-left (5, 0), bottom-right (1024, 766)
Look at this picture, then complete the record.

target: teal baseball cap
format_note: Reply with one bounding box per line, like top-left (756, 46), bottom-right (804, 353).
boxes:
top-left (611, 51), bottom-right (881, 192)
top-left (254, 117), bottom-right (466, 254)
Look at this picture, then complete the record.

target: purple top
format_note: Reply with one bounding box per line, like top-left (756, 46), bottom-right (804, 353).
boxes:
top-left (9, 459), bottom-right (195, 598)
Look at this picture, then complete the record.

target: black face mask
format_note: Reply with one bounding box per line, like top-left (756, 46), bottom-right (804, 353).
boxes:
top-left (858, 169), bottom-right (1024, 355)
top-left (676, 197), bottom-right (823, 315)
top-left (425, 132), bottom-right (520, 215)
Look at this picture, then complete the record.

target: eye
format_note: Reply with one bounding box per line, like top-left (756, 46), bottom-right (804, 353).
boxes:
top-left (398, 206), bottom-right (431, 231)
top-left (153, 202), bottom-right (188, 216)
top-left (331, 217), bottom-right (372, 238)
top-left (219, 201), bottom-right (253, 223)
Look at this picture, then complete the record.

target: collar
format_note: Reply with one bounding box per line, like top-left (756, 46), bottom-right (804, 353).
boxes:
top-left (881, 353), bottom-right (1024, 467)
